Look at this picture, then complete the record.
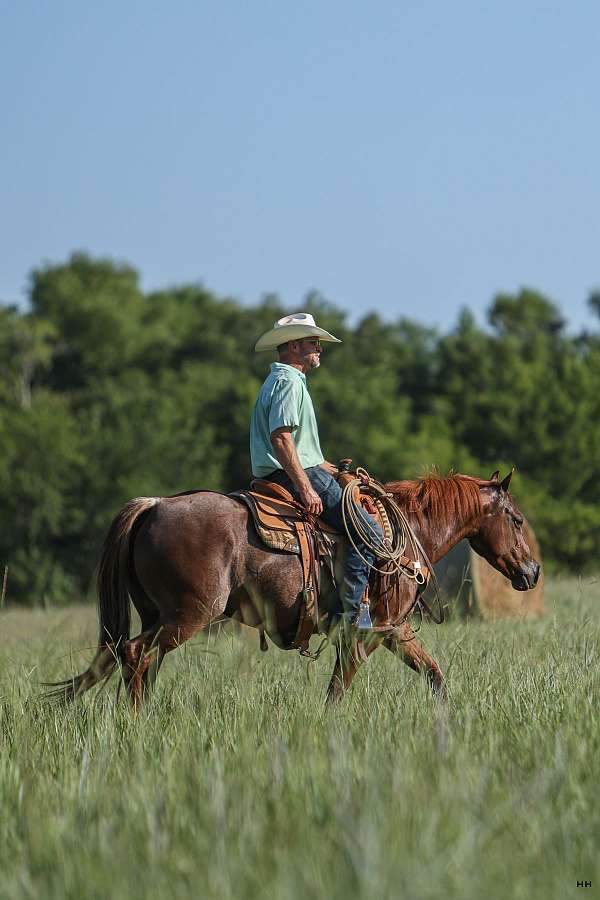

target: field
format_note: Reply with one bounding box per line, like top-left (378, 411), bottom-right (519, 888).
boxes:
top-left (0, 576), bottom-right (599, 900)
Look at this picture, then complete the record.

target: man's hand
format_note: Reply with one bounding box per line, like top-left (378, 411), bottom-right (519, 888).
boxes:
top-left (319, 460), bottom-right (339, 477)
top-left (271, 427), bottom-right (324, 515)
top-left (297, 482), bottom-right (323, 516)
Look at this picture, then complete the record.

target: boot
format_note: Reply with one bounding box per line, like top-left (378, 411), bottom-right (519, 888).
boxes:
top-left (340, 578), bottom-right (374, 631)
top-left (333, 612), bottom-right (370, 663)
top-left (355, 596), bottom-right (373, 629)
top-left (325, 600), bottom-right (372, 641)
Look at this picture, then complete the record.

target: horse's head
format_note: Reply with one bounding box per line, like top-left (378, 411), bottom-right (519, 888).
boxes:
top-left (468, 470), bottom-right (541, 591)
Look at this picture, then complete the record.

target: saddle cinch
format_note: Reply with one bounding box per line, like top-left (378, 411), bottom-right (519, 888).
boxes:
top-left (230, 467), bottom-right (432, 654)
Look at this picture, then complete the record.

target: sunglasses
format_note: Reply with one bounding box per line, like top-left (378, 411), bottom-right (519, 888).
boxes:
top-left (300, 339), bottom-right (322, 350)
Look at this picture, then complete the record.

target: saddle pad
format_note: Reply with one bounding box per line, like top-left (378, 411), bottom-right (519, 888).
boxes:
top-left (246, 491), bottom-right (303, 531)
top-left (231, 492), bottom-right (302, 553)
top-left (231, 490), bottom-right (340, 553)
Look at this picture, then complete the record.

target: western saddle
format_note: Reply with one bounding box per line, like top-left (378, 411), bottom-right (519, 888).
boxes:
top-left (230, 467), bottom-right (431, 654)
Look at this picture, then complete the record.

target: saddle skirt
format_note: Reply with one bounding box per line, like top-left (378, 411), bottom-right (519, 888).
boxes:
top-left (231, 479), bottom-right (340, 554)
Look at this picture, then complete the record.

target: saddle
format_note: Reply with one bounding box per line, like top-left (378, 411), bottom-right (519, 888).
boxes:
top-left (230, 470), bottom-right (433, 653)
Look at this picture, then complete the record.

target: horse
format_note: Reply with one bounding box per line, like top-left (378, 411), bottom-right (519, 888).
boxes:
top-left (45, 469), bottom-right (540, 708)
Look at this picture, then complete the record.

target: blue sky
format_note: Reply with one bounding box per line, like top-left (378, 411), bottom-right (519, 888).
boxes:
top-left (2, 1), bottom-right (599, 332)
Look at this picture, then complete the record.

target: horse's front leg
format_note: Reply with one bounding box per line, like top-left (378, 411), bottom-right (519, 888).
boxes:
top-left (325, 632), bottom-right (382, 704)
top-left (325, 641), bottom-right (355, 704)
top-left (383, 621), bottom-right (445, 699)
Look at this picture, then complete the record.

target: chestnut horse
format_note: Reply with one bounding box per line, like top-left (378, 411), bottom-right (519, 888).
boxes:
top-left (46, 470), bottom-right (540, 707)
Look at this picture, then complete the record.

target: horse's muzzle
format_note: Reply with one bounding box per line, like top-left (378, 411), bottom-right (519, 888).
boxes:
top-left (511, 561), bottom-right (541, 591)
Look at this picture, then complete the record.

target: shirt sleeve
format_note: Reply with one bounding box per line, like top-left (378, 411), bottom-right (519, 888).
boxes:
top-left (268, 378), bottom-right (302, 434)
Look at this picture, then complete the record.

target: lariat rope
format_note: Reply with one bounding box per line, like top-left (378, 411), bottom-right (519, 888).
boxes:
top-left (340, 467), bottom-right (444, 623)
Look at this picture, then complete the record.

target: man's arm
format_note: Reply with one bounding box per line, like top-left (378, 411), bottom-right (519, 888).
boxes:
top-left (270, 428), bottom-right (323, 516)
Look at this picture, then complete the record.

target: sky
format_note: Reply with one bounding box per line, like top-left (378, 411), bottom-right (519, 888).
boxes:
top-left (2, 0), bottom-right (599, 333)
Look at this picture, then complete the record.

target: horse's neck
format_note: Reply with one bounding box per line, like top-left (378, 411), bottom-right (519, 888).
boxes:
top-left (406, 510), bottom-right (478, 565)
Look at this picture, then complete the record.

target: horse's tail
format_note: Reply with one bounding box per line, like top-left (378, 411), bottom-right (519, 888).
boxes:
top-left (43, 496), bottom-right (160, 702)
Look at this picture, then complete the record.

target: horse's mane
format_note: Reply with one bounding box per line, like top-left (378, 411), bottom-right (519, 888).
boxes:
top-left (386, 472), bottom-right (487, 524)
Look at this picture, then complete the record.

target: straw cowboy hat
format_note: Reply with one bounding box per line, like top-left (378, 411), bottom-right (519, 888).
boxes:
top-left (254, 312), bottom-right (342, 352)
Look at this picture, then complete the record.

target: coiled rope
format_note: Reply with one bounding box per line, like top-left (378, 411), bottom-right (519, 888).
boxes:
top-left (341, 468), bottom-right (418, 576)
top-left (340, 467), bottom-right (444, 622)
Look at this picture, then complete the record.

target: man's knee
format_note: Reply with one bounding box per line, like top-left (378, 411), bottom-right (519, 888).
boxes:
top-left (307, 467), bottom-right (341, 501)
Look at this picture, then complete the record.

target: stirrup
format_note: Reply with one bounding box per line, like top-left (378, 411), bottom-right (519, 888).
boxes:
top-left (355, 600), bottom-right (373, 630)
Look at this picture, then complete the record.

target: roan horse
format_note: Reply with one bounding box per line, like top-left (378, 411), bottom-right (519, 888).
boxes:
top-left (46, 470), bottom-right (540, 707)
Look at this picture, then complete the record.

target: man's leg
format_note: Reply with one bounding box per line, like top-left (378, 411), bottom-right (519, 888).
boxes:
top-left (328, 502), bottom-right (384, 626)
top-left (268, 467), bottom-right (383, 624)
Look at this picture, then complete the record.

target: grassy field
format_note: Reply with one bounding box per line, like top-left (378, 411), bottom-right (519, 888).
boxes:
top-left (0, 576), bottom-right (599, 900)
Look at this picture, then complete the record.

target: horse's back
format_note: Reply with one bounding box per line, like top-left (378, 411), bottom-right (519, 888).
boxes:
top-left (133, 491), bottom-right (250, 602)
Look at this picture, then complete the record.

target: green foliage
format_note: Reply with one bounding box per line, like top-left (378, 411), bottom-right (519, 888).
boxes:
top-left (0, 307), bottom-right (56, 408)
top-left (0, 253), bottom-right (598, 603)
top-left (0, 391), bottom-right (83, 604)
top-left (30, 252), bottom-right (144, 387)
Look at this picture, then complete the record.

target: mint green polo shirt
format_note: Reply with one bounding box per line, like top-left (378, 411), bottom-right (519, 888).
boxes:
top-left (250, 363), bottom-right (324, 477)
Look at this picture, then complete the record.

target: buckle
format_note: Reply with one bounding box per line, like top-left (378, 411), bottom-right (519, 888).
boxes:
top-left (413, 560), bottom-right (426, 585)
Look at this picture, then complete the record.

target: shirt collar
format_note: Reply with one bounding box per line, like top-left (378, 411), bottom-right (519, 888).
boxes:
top-left (270, 362), bottom-right (306, 382)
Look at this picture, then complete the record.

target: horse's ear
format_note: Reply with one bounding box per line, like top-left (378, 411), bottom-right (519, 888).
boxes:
top-left (490, 470), bottom-right (500, 483)
top-left (499, 468), bottom-right (514, 493)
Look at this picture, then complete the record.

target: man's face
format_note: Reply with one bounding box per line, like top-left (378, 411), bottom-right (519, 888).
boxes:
top-left (296, 338), bottom-right (322, 370)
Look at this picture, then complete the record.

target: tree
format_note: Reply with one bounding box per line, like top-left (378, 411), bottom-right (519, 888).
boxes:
top-left (29, 252), bottom-right (145, 389)
top-left (1, 254), bottom-right (599, 602)
top-left (0, 308), bottom-right (56, 408)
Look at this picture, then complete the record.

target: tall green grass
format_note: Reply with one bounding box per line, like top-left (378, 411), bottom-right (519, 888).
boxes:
top-left (0, 576), bottom-right (598, 900)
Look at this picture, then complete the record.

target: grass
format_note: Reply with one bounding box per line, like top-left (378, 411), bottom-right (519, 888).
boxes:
top-left (0, 575), bottom-right (598, 900)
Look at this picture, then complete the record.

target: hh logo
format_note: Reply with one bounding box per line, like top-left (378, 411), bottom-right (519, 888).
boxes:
top-left (577, 882), bottom-right (592, 889)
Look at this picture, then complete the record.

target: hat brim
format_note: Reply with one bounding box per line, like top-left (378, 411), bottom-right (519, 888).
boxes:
top-left (254, 324), bottom-right (342, 352)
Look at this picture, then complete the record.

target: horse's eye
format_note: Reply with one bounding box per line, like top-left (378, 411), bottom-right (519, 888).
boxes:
top-left (504, 505), bottom-right (523, 528)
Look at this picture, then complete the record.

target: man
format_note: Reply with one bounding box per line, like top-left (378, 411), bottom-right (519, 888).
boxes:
top-left (250, 312), bottom-right (383, 631)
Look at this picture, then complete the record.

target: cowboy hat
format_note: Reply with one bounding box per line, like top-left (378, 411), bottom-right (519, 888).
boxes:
top-left (254, 312), bottom-right (342, 352)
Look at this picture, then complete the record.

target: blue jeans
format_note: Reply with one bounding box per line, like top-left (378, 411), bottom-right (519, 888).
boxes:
top-left (265, 466), bottom-right (383, 616)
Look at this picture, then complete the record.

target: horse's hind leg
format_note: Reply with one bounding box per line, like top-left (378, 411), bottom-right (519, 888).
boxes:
top-left (383, 622), bottom-right (445, 698)
top-left (122, 616), bottom-right (210, 710)
top-left (121, 625), bottom-right (163, 710)
top-left (123, 590), bottom-right (230, 709)
top-left (120, 568), bottom-right (165, 708)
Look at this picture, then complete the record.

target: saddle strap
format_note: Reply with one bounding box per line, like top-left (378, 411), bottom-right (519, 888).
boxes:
top-left (291, 520), bottom-right (319, 652)
top-left (398, 555), bottom-right (430, 584)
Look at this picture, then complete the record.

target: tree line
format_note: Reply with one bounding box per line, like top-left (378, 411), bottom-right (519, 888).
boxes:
top-left (1, 252), bottom-right (598, 605)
